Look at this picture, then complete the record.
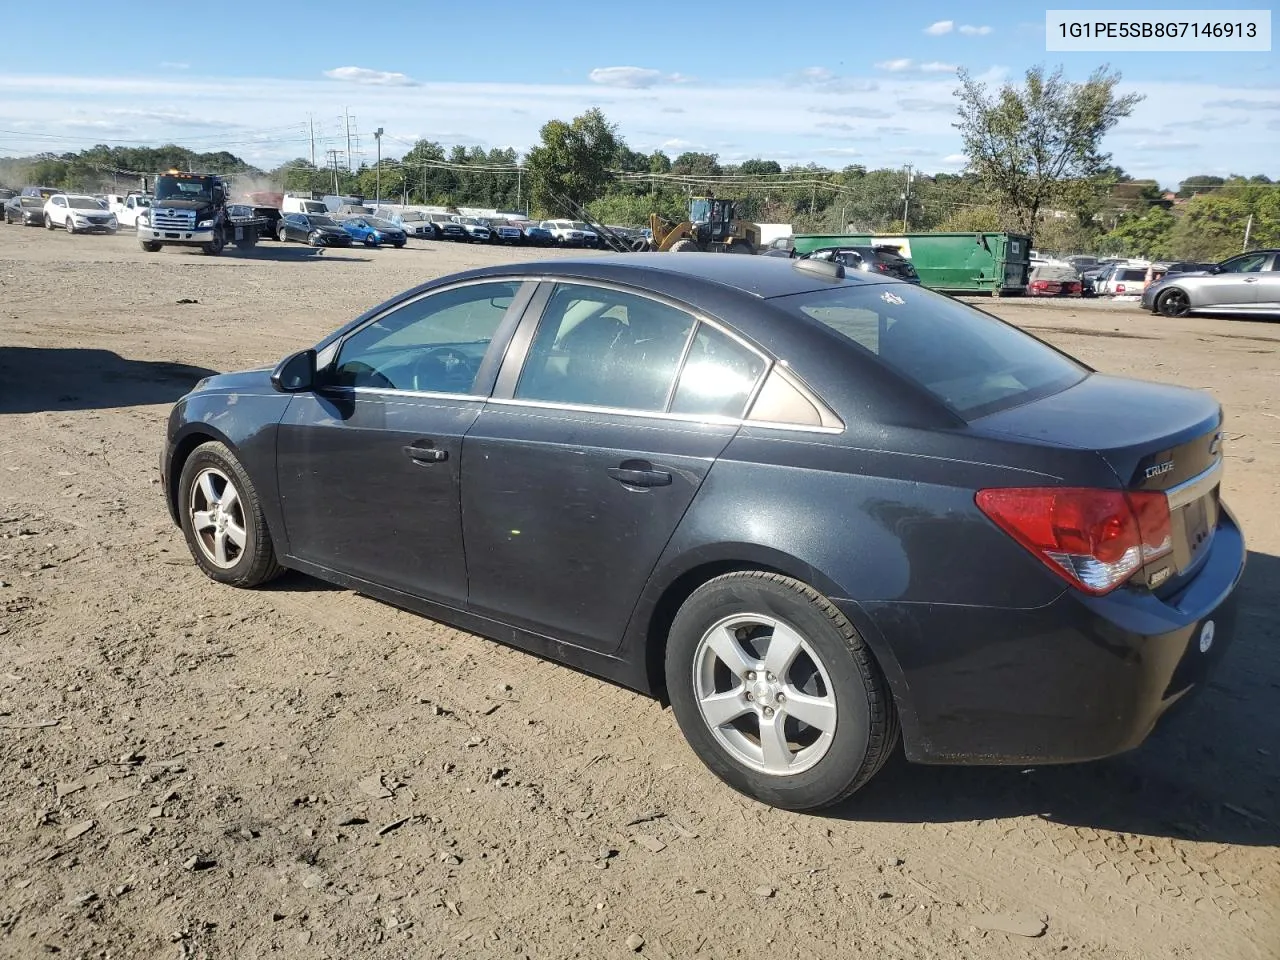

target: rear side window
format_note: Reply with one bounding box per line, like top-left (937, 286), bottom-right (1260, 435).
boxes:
top-left (777, 285), bottom-right (1086, 420)
top-left (1119, 269), bottom-right (1146, 281)
top-left (669, 325), bottom-right (767, 417)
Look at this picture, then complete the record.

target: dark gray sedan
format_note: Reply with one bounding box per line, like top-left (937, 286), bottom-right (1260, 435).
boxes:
top-left (4, 195), bottom-right (46, 226)
top-left (161, 254), bottom-right (1243, 810)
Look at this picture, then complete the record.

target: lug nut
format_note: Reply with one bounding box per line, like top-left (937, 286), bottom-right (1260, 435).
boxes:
top-left (766, 673), bottom-right (775, 682)
top-left (745, 692), bottom-right (754, 701)
top-left (763, 706), bottom-right (775, 718)
top-left (776, 692), bottom-right (785, 703)
top-left (746, 671), bottom-right (756, 682)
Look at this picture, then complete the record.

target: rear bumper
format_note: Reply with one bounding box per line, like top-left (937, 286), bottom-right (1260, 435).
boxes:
top-left (845, 504), bottom-right (1246, 765)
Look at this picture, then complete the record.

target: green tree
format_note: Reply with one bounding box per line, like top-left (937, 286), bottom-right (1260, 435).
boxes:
top-left (1101, 207), bottom-right (1175, 258)
top-left (1176, 175), bottom-right (1225, 198)
top-left (953, 64), bottom-right (1143, 234)
top-left (526, 108), bottom-right (620, 214)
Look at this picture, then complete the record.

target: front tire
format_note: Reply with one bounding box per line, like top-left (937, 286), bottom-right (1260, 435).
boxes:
top-left (140, 240), bottom-right (161, 252)
top-left (65, 217), bottom-right (76, 234)
top-left (669, 238), bottom-right (699, 253)
top-left (45, 214), bottom-right (54, 230)
top-left (665, 572), bottom-right (898, 811)
top-left (1157, 288), bottom-right (1191, 318)
top-left (178, 441), bottom-right (283, 588)
top-left (202, 232), bottom-right (224, 256)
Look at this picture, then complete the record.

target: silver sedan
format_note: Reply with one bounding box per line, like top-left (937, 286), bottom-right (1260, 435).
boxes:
top-left (1142, 249), bottom-right (1280, 318)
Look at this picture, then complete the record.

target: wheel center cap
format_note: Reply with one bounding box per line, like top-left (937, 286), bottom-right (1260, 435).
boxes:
top-left (752, 679), bottom-right (774, 703)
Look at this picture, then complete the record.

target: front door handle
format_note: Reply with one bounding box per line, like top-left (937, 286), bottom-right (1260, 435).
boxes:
top-left (607, 462), bottom-right (672, 488)
top-left (403, 442), bottom-right (448, 464)
top-left (1243, 277), bottom-right (1258, 282)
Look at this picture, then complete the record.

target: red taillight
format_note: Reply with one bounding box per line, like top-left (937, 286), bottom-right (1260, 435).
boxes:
top-left (976, 488), bottom-right (1172, 595)
top-left (874, 262), bottom-right (892, 273)
top-left (1115, 284), bottom-right (1126, 294)
top-left (1029, 280), bottom-right (1051, 292)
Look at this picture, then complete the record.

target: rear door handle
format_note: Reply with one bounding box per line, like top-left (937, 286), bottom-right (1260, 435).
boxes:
top-left (607, 463), bottom-right (672, 488)
top-left (403, 442), bottom-right (448, 464)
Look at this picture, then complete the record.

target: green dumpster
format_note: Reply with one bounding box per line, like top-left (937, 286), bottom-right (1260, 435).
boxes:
top-left (791, 232), bottom-right (1032, 295)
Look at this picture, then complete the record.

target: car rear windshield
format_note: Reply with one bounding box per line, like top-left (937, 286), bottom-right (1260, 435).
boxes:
top-left (776, 285), bottom-right (1086, 420)
top-left (1118, 269), bottom-right (1147, 281)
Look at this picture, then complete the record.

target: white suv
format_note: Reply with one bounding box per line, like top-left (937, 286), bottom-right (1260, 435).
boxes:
top-left (44, 194), bottom-right (118, 234)
top-left (541, 219), bottom-right (587, 246)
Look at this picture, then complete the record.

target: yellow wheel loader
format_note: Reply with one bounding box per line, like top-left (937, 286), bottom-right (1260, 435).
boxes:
top-left (649, 196), bottom-right (761, 254)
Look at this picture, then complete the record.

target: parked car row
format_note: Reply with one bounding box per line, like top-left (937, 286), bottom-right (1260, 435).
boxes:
top-left (2, 193), bottom-right (120, 234)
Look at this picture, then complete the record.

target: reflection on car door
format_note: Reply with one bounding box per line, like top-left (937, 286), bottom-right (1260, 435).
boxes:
top-left (275, 280), bottom-right (531, 605)
top-left (1251, 253), bottom-right (1280, 311)
top-left (1200, 252), bottom-right (1270, 307)
top-left (461, 282), bottom-right (768, 653)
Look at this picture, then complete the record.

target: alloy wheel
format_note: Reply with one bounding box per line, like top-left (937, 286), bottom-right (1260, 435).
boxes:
top-left (1159, 289), bottom-right (1191, 318)
top-left (692, 614), bottom-right (837, 775)
top-left (188, 467), bottom-right (248, 568)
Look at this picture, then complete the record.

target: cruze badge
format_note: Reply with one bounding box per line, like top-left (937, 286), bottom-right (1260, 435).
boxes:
top-left (1145, 460), bottom-right (1175, 479)
top-left (881, 291), bottom-right (905, 306)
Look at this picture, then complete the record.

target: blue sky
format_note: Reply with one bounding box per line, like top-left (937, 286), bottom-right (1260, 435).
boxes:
top-left (1, 0), bottom-right (1276, 188)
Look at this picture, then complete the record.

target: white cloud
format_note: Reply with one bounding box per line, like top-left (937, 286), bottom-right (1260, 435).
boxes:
top-left (1205, 98), bottom-right (1280, 110)
top-left (942, 153), bottom-right (967, 164)
top-left (810, 105), bottom-right (893, 119)
top-left (924, 20), bottom-right (954, 35)
top-left (920, 62), bottom-right (958, 73)
top-left (788, 67), bottom-right (878, 93)
top-left (959, 24), bottom-right (993, 35)
top-left (876, 59), bottom-right (915, 72)
top-left (104, 108), bottom-right (239, 129)
top-left (159, 61), bottom-right (189, 70)
top-left (660, 138), bottom-right (694, 150)
top-left (324, 66), bottom-right (420, 87)
top-left (588, 66), bottom-right (689, 89)
top-left (892, 147), bottom-right (933, 156)
top-left (1134, 139), bottom-right (1199, 152)
top-left (816, 147), bottom-right (862, 156)
top-left (876, 60), bottom-right (956, 74)
top-left (898, 98), bottom-right (955, 112)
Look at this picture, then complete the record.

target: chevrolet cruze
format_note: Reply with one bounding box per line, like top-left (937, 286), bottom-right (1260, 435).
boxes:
top-left (162, 254), bottom-right (1244, 810)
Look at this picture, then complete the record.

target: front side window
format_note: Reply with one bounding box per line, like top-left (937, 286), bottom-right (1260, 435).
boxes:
top-left (515, 284), bottom-right (697, 413)
top-left (1220, 253), bottom-right (1268, 273)
top-left (778, 284), bottom-right (1086, 420)
top-left (332, 281), bottom-right (520, 394)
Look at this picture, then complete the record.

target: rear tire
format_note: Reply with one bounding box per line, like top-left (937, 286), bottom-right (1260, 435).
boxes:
top-left (178, 441), bottom-right (284, 588)
top-left (669, 239), bottom-right (699, 253)
top-left (665, 571), bottom-right (898, 811)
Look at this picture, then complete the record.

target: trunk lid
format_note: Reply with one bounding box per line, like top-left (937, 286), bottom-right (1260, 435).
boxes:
top-left (973, 374), bottom-right (1224, 591)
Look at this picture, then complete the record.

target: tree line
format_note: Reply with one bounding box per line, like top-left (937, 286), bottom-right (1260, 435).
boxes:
top-left (1, 65), bottom-right (1273, 263)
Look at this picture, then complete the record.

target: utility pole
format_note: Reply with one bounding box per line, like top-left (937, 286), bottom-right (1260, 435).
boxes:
top-left (373, 128), bottom-right (384, 206)
top-left (309, 115), bottom-right (316, 167)
top-left (516, 162), bottom-right (522, 212)
top-left (901, 164), bottom-right (913, 232)
top-left (343, 108), bottom-right (353, 173)
top-left (1243, 213), bottom-right (1253, 252)
top-left (325, 149), bottom-right (343, 195)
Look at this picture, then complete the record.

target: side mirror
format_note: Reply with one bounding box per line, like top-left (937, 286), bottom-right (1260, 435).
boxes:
top-left (271, 349), bottom-right (317, 393)
top-left (1209, 265), bottom-right (1223, 274)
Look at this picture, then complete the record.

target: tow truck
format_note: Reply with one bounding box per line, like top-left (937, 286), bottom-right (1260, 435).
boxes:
top-left (137, 171), bottom-right (266, 255)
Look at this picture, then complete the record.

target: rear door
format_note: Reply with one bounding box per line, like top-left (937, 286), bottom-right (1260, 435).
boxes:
top-left (460, 281), bottom-right (768, 652)
top-left (1250, 252), bottom-right (1280, 310)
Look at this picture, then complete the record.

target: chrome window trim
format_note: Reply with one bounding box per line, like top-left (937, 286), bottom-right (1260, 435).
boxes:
top-left (1165, 458), bottom-right (1223, 510)
top-left (346, 386), bottom-right (486, 403)
top-left (484, 395), bottom-right (842, 435)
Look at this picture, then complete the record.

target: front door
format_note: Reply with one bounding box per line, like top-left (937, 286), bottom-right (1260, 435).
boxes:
top-left (275, 279), bottom-right (528, 606)
top-left (1249, 252), bottom-right (1280, 311)
top-left (1201, 251), bottom-right (1271, 307)
top-left (461, 282), bottom-right (768, 651)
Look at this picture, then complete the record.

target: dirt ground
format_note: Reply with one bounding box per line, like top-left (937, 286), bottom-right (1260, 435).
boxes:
top-left (0, 228), bottom-right (1276, 960)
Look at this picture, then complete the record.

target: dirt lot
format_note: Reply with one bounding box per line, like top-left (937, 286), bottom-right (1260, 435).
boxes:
top-left (1, 228), bottom-right (1276, 960)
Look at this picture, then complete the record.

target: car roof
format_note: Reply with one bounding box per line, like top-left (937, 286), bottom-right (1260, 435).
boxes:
top-left (473, 252), bottom-right (892, 300)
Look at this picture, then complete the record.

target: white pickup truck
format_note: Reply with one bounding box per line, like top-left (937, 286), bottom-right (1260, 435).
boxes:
top-left (107, 193), bottom-right (153, 227)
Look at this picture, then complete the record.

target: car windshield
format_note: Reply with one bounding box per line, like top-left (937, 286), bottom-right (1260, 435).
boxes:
top-left (367, 217), bottom-right (396, 229)
top-left (571, 221), bottom-right (592, 231)
top-left (309, 216), bottom-right (338, 227)
top-left (777, 284), bottom-right (1086, 420)
top-left (68, 197), bottom-right (104, 210)
top-left (400, 211), bottom-right (425, 221)
top-left (155, 179), bottom-right (213, 202)
top-left (20, 198), bottom-right (43, 209)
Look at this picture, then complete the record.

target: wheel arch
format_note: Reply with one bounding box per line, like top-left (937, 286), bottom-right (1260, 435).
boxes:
top-left (167, 424), bottom-right (238, 521)
top-left (630, 544), bottom-right (911, 726)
